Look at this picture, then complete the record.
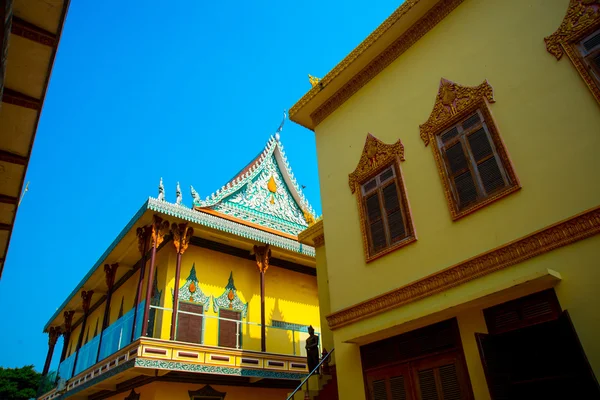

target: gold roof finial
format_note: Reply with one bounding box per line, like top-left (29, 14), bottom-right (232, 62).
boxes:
top-left (308, 74), bottom-right (321, 87)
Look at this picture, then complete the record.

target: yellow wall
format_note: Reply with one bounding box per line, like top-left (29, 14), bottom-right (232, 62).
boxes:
top-left (110, 268), bottom-right (141, 325)
top-left (134, 243), bottom-right (321, 355)
top-left (315, 245), bottom-right (334, 359)
top-left (315, 0), bottom-right (600, 315)
top-left (106, 381), bottom-right (289, 400)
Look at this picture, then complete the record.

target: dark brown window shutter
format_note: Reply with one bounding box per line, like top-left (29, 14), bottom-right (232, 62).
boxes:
top-left (439, 364), bottom-right (461, 400)
top-left (177, 303), bottom-right (203, 344)
top-left (483, 289), bottom-right (561, 334)
top-left (366, 193), bottom-right (387, 252)
top-left (389, 375), bottom-right (407, 400)
top-left (583, 30), bottom-right (600, 52)
top-left (383, 182), bottom-right (406, 243)
top-left (468, 128), bottom-right (506, 194)
top-left (417, 369), bottom-right (439, 400)
top-left (444, 142), bottom-right (478, 209)
top-left (218, 309), bottom-right (241, 348)
top-left (372, 379), bottom-right (388, 400)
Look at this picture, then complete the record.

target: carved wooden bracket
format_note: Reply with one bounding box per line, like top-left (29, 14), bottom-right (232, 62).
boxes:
top-left (419, 78), bottom-right (494, 147)
top-left (348, 134), bottom-right (405, 193)
top-left (104, 263), bottom-right (119, 290)
top-left (48, 327), bottom-right (61, 346)
top-left (63, 310), bottom-right (75, 333)
top-left (545, 0), bottom-right (600, 60)
top-left (172, 223), bottom-right (194, 255)
top-left (136, 225), bottom-right (152, 256)
top-left (253, 244), bottom-right (271, 273)
top-left (81, 290), bottom-right (94, 314)
top-left (151, 215), bottom-right (170, 248)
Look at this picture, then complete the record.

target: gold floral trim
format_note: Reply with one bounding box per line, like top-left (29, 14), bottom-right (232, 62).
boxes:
top-left (419, 78), bottom-right (494, 147)
top-left (545, 0), bottom-right (600, 103)
top-left (298, 219), bottom-right (325, 248)
top-left (348, 134), bottom-right (405, 194)
top-left (326, 205), bottom-right (600, 330)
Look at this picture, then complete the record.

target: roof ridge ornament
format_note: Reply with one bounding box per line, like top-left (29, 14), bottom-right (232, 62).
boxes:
top-left (190, 185), bottom-right (201, 206)
top-left (275, 109), bottom-right (286, 141)
top-left (175, 182), bottom-right (182, 205)
top-left (157, 177), bottom-right (165, 201)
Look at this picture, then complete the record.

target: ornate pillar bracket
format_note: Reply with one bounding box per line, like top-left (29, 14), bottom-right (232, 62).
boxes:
top-left (151, 215), bottom-right (170, 248)
top-left (170, 223), bottom-right (194, 340)
top-left (172, 223), bottom-right (194, 255)
top-left (81, 290), bottom-right (94, 314)
top-left (48, 326), bottom-right (61, 346)
top-left (136, 226), bottom-right (152, 256)
top-left (253, 244), bottom-right (271, 273)
top-left (63, 310), bottom-right (75, 334)
top-left (104, 263), bottom-right (119, 290)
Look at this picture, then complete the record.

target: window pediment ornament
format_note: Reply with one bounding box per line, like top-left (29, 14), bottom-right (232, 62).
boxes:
top-left (348, 134), bottom-right (405, 193)
top-left (174, 263), bottom-right (210, 309)
top-left (419, 78), bottom-right (495, 147)
top-left (189, 384), bottom-right (226, 399)
top-left (544, 0), bottom-right (600, 60)
top-left (212, 272), bottom-right (248, 317)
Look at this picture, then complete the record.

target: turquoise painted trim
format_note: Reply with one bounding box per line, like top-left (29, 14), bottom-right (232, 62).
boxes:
top-left (147, 198), bottom-right (315, 257)
top-left (43, 201), bottom-right (150, 331)
top-left (134, 358), bottom-right (307, 380)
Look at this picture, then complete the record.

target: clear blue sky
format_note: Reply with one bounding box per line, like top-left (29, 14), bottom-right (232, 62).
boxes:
top-left (0, 0), bottom-right (401, 371)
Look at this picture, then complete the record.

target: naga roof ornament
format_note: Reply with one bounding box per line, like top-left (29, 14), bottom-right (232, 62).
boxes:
top-left (175, 182), bottom-right (182, 205)
top-left (157, 177), bottom-right (165, 201)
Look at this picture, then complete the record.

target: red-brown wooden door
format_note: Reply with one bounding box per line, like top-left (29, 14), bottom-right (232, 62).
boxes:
top-left (218, 309), bottom-right (241, 348)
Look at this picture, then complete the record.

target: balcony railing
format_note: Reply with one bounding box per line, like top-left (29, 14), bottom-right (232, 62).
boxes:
top-left (56, 300), bottom-right (318, 384)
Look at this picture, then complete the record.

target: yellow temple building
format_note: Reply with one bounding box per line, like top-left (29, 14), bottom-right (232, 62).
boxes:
top-left (293, 0), bottom-right (600, 399)
top-left (38, 128), bottom-right (325, 400)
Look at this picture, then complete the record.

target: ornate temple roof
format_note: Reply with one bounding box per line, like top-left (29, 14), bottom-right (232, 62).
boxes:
top-left (153, 115), bottom-right (318, 240)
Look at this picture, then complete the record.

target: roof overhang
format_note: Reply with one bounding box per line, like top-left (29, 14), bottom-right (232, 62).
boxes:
top-left (289, 0), bottom-right (447, 131)
top-left (0, 0), bottom-right (71, 278)
top-left (298, 219), bottom-right (324, 248)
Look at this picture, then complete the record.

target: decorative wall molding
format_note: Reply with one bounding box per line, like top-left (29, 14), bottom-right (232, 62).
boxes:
top-left (419, 78), bottom-right (494, 146)
top-left (302, 0), bottom-right (466, 128)
top-left (545, 0), bottom-right (600, 104)
top-left (326, 205), bottom-right (600, 330)
top-left (348, 134), bottom-right (405, 193)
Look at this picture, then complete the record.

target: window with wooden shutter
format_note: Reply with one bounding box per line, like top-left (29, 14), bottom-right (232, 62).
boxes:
top-left (218, 309), bottom-right (241, 348)
top-left (412, 353), bottom-right (471, 400)
top-left (436, 109), bottom-right (517, 218)
top-left (360, 164), bottom-right (415, 260)
top-left (579, 28), bottom-right (600, 87)
top-left (176, 302), bottom-right (203, 344)
top-left (367, 364), bottom-right (413, 400)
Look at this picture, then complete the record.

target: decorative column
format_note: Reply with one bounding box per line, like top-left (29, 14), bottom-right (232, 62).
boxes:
top-left (59, 311), bottom-right (75, 363)
top-left (42, 327), bottom-right (61, 377)
top-left (131, 226), bottom-right (151, 342)
top-left (96, 263), bottom-right (118, 362)
top-left (170, 223), bottom-right (194, 340)
top-left (141, 215), bottom-right (169, 337)
top-left (71, 290), bottom-right (94, 378)
top-left (254, 244), bottom-right (271, 352)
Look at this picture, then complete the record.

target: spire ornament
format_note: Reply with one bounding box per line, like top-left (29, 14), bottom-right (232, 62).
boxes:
top-left (308, 74), bottom-right (321, 87)
top-left (176, 182), bottom-right (182, 205)
top-left (275, 109), bottom-right (287, 141)
top-left (157, 178), bottom-right (165, 201)
top-left (190, 185), bottom-right (201, 205)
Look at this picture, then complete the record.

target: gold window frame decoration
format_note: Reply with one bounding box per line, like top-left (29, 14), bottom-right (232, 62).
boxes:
top-left (419, 78), bottom-right (520, 221)
top-left (349, 134), bottom-right (416, 263)
top-left (545, 0), bottom-right (600, 104)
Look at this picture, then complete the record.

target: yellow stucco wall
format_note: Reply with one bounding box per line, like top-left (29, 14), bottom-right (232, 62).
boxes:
top-left (315, 0), bottom-right (600, 314)
top-left (110, 268), bottom-right (142, 325)
top-left (141, 244), bottom-right (320, 355)
top-left (105, 381), bottom-right (289, 400)
top-left (315, 245), bottom-right (334, 359)
top-left (304, 0), bottom-right (600, 397)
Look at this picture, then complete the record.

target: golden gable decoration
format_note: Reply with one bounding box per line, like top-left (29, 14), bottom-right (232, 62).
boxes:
top-left (544, 0), bottom-right (600, 104)
top-left (545, 0), bottom-right (600, 60)
top-left (419, 78), bottom-right (495, 147)
top-left (348, 134), bottom-right (405, 193)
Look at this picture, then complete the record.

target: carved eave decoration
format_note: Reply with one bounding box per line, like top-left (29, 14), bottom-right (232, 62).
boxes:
top-left (419, 78), bottom-right (495, 147)
top-left (545, 0), bottom-right (600, 103)
top-left (175, 264), bottom-right (210, 308)
top-left (189, 385), bottom-right (226, 399)
top-left (212, 272), bottom-right (248, 317)
top-left (348, 134), bottom-right (405, 194)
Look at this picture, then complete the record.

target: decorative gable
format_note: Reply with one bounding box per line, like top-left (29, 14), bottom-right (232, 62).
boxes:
top-left (192, 136), bottom-right (317, 236)
top-left (212, 272), bottom-right (248, 318)
top-left (175, 264), bottom-right (210, 309)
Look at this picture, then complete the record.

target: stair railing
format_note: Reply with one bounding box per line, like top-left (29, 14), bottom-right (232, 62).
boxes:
top-left (286, 348), bottom-right (335, 400)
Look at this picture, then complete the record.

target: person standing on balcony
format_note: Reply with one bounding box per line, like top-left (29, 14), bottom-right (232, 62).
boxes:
top-left (305, 325), bottom-right (319, 374)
